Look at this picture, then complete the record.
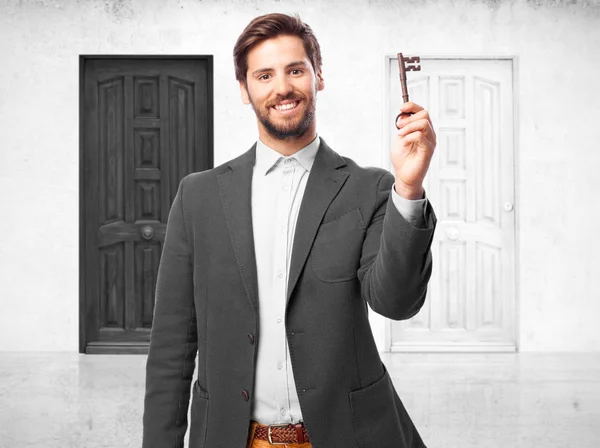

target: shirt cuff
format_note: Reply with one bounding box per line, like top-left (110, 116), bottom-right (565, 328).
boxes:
top-left (390, 183), bottom-right (428, 228)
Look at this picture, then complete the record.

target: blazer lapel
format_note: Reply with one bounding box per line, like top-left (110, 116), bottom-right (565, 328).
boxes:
top-left (216, 139), bottom-right (349, 312)
top-left (217, 144), bottom-right (259, 314)
top-left (286, 138), bottom-right (349, 305)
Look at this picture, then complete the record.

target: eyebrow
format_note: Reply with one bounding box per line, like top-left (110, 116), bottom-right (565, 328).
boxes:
top-left (251, 61), bottom-right (308, 77)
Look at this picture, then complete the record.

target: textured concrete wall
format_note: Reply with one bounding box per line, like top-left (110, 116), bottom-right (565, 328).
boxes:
top-left (1, 0), bottom-right (599, 351)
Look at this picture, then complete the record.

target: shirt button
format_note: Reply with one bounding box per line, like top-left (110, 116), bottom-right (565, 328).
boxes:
top-left (280, 407), bottom-right (286, 415)
top-left (283, 185), bottom-right (290, 192)
top-left (279, 227), bottom-right (285, 233)
top-left (241, 389), bottom-right (250, 401)
top-left (247, 333), bottom-right (254, 344)
top-left (277, 271), bottom-right (283, 278)
top-left (276, 316), bottom-right (282, 323)
top-left (277, 362), bottom-right (283, 370)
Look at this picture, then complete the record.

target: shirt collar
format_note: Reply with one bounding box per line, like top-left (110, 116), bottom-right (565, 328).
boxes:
top-left (255, 135), bottom-right (321, 175)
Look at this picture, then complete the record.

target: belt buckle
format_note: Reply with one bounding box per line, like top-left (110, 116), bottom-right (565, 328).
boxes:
top-left (267, 423), bottom-right (290, 445)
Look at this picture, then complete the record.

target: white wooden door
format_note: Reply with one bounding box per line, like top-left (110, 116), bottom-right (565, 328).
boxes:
top-left (385, 57), bottom-right (517, 351)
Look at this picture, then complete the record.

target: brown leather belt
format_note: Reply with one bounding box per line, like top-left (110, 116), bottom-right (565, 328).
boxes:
top-left (253, 421), bottom-right (310, 444)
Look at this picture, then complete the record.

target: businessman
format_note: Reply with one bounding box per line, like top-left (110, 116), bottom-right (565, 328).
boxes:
top-left (142, 12), bottom-right (437, 448)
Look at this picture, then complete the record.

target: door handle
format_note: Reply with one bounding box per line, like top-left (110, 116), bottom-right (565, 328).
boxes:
top-left (446, 227), bottom-right (459, 241)
top-left (141, 225), bottom-right (155, 241)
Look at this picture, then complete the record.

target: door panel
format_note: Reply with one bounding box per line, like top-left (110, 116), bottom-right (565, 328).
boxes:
top-left (80, 57), bottom-right (213, 354)
top-left (386, 58), bottom-right (516, 351)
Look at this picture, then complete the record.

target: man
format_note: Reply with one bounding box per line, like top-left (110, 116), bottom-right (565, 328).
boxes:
top-left (143, 12), bottom-right (437, 448)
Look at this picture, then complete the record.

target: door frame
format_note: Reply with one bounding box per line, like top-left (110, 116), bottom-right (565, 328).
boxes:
top-left (78, 55), bottom-right (214, 353)
top-left (369, 54), bottom-right (521, 353)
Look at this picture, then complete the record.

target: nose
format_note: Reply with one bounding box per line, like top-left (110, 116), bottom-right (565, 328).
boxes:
top-left (274, 74), bottom-right (293, 96)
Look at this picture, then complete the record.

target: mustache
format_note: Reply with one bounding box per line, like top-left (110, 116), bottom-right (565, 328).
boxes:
top-left (269, 94), bottom-right (303, 106)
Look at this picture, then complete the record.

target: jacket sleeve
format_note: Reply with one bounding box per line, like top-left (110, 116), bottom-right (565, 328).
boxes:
top-left (357, 171), bottom-right (437, 320)
top-left (142, 176), bottom-right (198, 448)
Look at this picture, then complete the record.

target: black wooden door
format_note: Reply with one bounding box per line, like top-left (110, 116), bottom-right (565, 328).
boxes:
top-left (80, 57), bottom-right (213, 354)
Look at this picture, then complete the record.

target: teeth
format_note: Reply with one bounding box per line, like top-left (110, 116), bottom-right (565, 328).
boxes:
top-left (274, 101), bottom-right (298, 111)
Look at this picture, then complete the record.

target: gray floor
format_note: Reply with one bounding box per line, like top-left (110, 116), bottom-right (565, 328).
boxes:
top-left (0, 352), bottom-right (598, 447)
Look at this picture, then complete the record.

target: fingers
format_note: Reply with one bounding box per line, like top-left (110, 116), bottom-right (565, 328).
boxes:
top-left (399, 101), bottom-right (424, 114)
top-left (396, 108), bottom-right (431, 130)
top-left (394, 102), bottom-right (424, 129)
top-left (395, 103), bottom-right (437, 152)
top-left (397, 118), bottom-right (436, 143)
top-left (398, 130), bottom-right (436, 153)
top-left (395, 112), bottom-right (411, 130)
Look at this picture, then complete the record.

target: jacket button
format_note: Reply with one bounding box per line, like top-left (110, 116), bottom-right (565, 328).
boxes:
top-left (247, 333), bottom-right (254, 344)
top-left (242, 389), bottom-right (250, 401)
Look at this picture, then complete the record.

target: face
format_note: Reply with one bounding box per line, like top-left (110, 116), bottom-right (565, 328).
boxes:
top-left (239, 34), bottom-right (325, 142)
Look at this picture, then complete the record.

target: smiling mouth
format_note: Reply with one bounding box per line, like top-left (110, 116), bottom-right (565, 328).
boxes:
top-left (272, 101), bottom-right (300, 112)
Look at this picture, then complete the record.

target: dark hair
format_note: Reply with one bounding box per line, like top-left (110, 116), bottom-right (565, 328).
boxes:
top-left (233, 13), bottom-right (322, 86)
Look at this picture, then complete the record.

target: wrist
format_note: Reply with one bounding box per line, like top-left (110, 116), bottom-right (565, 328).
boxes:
top-left (394, 180), bottom-right (424, 200)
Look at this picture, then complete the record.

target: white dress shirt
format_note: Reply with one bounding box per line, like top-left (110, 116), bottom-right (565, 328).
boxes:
top-left (250, 135), bottom-right (427, 424)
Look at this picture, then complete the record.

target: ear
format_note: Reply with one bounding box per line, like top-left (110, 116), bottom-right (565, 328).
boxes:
top-left (315, 69), bottom-right (325, 92)
top-left (239, 80), bottom-right (251, 105)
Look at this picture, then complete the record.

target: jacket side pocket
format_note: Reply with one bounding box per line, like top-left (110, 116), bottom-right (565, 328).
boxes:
top-left (189, 380), bottom-right (210, 448)
top-left (348, 364), bottom-right (407, 448)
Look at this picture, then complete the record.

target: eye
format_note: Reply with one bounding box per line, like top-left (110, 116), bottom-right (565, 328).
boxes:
top-left (290, 69), bottom-right (303, 75)
top-left (258, 74), bottom-right (271, 81)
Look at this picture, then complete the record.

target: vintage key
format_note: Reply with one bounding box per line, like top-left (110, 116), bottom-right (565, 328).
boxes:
top-left (395, 53), bottom-right (421, 128)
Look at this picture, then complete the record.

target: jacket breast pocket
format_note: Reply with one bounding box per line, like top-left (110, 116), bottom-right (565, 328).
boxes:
top-left (189, 380), bottom-right (210, 448)
top-left (311, 208), bottom-right (365, 282)
top-left (349, 364), bottom-right (407, 448)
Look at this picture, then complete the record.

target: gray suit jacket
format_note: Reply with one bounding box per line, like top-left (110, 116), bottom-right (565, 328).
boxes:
top-left (142, 138), bottom-right (437, 448)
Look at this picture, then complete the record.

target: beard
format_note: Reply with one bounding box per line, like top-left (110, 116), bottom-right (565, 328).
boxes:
top-left (248, 91), bottom-right (316, 141)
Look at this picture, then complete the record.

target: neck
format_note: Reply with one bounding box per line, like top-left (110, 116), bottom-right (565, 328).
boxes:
top-left (257, 122), bottom-right (317, 157)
